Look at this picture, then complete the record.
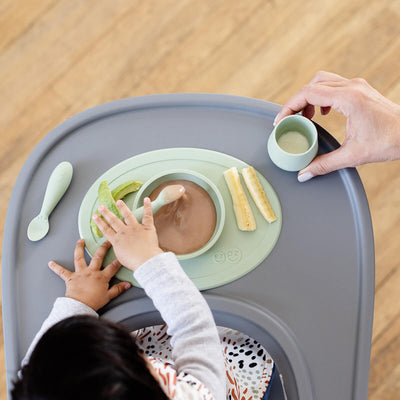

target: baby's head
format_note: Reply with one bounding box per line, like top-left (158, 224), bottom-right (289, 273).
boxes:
top-left (12, 316), bottom-right (167, 400)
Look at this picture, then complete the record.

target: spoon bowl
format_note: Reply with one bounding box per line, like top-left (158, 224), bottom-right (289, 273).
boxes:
top-left (27, 215), bottom-right (50, 242)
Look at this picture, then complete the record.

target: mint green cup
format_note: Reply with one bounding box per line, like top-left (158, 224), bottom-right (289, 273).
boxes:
top-left (267, 115), bottom-right (318, 172)
top-left (132, 169), bottom-right (225, 260)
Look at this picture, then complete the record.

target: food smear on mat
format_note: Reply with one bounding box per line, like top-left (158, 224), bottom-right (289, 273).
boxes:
top-left (277, 131), bottom-right (310, 154)
top-left (149, 180), bottom-right (217, 254)
top-left (241, 166), bottom-right (277, 223)
top-left (223, 167), bottom-right (256, 231)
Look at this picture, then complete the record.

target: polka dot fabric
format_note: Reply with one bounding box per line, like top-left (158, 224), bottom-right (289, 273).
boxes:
top-left (133, 325), bottom-right (274, 399)
top-left (220, 327), bottom-right (274, 399)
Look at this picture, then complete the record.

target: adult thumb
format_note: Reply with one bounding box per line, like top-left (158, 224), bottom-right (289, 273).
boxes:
top-left (297, 147), bottom-right (351, 182)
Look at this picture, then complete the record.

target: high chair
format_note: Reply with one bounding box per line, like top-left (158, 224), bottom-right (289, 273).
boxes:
top-left (2, 94), bottom-right (374, 399)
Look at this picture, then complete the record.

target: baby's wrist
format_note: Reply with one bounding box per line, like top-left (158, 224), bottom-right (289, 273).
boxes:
top-left (64, 294), bottom-right (98, 312)
top-left (128, 248), bottom-right (164, 272)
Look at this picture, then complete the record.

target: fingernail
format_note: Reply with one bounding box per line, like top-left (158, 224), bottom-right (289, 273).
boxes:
top-left (298, 171), bottom-right (314, 183)
top-left (98, 205), bottom-right (105, 212)
top-left (124, 282), bottom-right (131, 289)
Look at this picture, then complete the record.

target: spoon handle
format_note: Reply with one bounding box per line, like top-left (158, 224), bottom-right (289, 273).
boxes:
top-left (40, 162), bottom-right (73, 217)
top-left (132, 199), bottom-right (162, 222)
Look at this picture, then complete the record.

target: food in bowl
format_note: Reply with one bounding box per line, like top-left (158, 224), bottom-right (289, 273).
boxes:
top-left (149, 179), bottom-right (217, 255)
top-left (132, 169), bottom-right (225, 260)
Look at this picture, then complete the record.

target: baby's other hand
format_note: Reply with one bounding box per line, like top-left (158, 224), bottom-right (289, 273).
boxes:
top-left (93, 198), bottom-right (163, 272)
top-left (48, 239), bottom-right (131, 311)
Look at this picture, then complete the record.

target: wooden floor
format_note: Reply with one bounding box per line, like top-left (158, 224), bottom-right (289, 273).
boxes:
top-left (1, 1), bottom-right (399, 398)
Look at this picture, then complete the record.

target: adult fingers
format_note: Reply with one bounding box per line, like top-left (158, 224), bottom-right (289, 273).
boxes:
top-left (309, 72), bottom-right (335, 116)
top-left (108, 281), bottom-right (131, 301)
top-left (90, 241), bottom-right (112, 270)
top-left (116, 200), bottom-right (138, 225)
top-left (103, 258), bottom-right (122, 280)
top-left (309, 70), bottom-right (347, 84)
top-left (302, 104), bottom-right (315, 119)
top-left (48, 261), bottom-right (72, 282)
top-left (297, 146), bottom-right (355, 182)
top-left (321, 106), bottom-right (331, 115)
top-left (274, 83), bottom-right (347, 125)
top-left (141, 197), bottom-right (154, 228)
top-left (74, 239), bottom-right (87, 271)
top-left (275, 71), bottom-right (348, 125)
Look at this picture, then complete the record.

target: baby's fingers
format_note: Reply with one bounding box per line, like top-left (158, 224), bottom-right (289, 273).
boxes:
top-left (92, 212), bottom-right (116, 241)
top-left (108, 281), bottom-right (131, 301)
top-left (48, 261), bottom-right (72, 282)
top-left (74, 239), bottom-right (87, 271)
top-left (103, 257), bottom-right (122, 280)
top-left (116, 200), bottom-right (137, 225)
top-left (98, 205), bottom-right (124, 232)
top-left (90, 241), bottom-right (112, 270)
top-left (141, 197), bottom-right (154, 228)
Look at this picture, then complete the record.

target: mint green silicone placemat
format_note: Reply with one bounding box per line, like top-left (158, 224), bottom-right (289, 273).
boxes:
top-left (78, 148), bottom-right (282, 290)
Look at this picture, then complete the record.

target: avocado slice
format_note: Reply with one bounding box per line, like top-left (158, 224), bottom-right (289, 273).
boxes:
top-left (90, 179), bottom-right (142, 238)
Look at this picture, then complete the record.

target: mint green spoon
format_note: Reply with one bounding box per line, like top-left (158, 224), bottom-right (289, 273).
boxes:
top-left (132, 184), bottom-right (185, 222)
top-left (27, 162), bottom-right (73, 241)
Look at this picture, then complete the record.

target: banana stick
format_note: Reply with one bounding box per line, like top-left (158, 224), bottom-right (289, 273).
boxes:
top-left (223, 167), bottom-right (256, 231)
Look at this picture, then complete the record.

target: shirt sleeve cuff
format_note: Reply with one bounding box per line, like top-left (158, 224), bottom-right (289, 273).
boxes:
top-left (133, 252), bottom-right (179, 284)
top-left (52, 297), bottom-right (99, 319)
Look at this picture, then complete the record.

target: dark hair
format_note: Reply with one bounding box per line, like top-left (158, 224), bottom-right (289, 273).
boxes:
top-left (12, 316), bottom-right (168, 400)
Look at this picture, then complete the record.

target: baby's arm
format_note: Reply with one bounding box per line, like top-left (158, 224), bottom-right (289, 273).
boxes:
top-left (21, 240), bottom-right (130, 366)
top-left (21, 297), bottom-right (97, 367)
top-left (134, 253), bottom-right (226, 400)
top-left (95, 199), bottom-right (226, 400)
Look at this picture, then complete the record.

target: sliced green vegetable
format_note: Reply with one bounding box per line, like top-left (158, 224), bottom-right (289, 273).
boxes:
top-left (90, 179), bottom-right (142, 238)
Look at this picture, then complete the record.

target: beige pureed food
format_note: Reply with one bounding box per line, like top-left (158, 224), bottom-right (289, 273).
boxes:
top-left (277, 131), bottom-right (310, 154)
top-left (149, 179), bottom-right (217, 255)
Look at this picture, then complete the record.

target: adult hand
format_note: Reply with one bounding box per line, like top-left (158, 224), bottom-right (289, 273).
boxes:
top-left (93, 198), bottom-right (163, 272)
top-left (48, 239), bottom-right (131, 311)
top-left (274, 71), bottom-right (400, 182)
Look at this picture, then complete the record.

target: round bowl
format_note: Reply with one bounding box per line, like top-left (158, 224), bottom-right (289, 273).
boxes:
top-left (132, 169), bottom-right (225, 260)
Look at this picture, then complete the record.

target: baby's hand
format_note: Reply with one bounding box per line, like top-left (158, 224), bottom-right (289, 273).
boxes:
top-left (48, 239), bottom-right (131, 311)
top-left (93, 198), bottom-right (163, 272)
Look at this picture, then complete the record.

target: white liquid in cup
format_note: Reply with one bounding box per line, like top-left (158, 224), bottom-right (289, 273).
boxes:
top-left (277, 131), bottom-right (310, 154)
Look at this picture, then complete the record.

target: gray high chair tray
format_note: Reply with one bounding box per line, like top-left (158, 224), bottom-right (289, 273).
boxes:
top-left (2, 94), bottom-right (374, 399)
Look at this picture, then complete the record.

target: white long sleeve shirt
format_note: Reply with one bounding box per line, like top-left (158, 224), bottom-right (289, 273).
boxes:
top-left (22, 252), bottom-right (226, 400)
